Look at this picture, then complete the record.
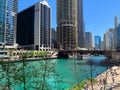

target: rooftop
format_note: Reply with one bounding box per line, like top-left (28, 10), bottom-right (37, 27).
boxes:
top-left (40, 0), bottom-right (50, 7)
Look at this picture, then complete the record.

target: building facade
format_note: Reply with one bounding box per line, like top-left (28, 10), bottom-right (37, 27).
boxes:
top-left (95, 36), bottom-right (101, 50)
top-left (0, 0), bottom-right (6, 43)
top-left (0, 0), bottom-right (17, 45)
top-left (6, 0), bottom-right (18, 45)
top-left (78, 0), bottom-right (84, 48)
top-left (116, 24), bottom-right (120, 51)
top-left (104, 29), bottom-right (115, 51)
top-left (104, 33), bottom-right (109, 51)
top-left (100, 41), bottom-right (104, 50)
top-left (114, 16), bottom-right (118, 49)
top-left (17, 1), bottom-right (51, 51)
top-left (85, 32), bottom-right (93, 50)
top-left (51, 28), bottom-right (57, 49)
top-left (115, 16), bottom-right (118, 28)
top-left (17, 6), bottom-right (35, 49)
top-left (57, 0), bottom-right (78, 50)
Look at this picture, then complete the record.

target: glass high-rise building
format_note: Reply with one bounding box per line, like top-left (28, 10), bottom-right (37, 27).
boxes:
top-left (78, 0), bottom-right (84, 48)
top-left (116, 24), bottom-right (120, 51)
top-left (51, 28), bottom-right (57, 49)
top-left (57, 0), bottom-right (78, 50)
top-left (0, 0), bottom-right (18, 45)
top-left (0, 0), bottom-right (6, 43)
top-left (6, 0), bottom-right (18, 45)
top-left (85, 32), bottom-right (93, 50)
top-left (114, 16), bottom-right (118, 49)
top-left (95, 36), bottom-right (101, 50)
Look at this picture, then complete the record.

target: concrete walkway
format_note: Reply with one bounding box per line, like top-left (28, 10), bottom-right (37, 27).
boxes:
top-left (84, 66), bottom-right (120, 90)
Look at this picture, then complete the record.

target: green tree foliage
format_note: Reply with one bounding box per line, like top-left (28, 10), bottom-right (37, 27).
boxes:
top-left (37, 51), bottom-right (47, 57)
top-left (0, 58), bottom-right (62, 90)
top-left (28, 50), bottom-right (34, 58)
top-left (66, 81), bottom-right (85, 90)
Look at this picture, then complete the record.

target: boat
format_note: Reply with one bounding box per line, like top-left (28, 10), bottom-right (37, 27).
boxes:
top-left (82, 54), bottom-right (91, 59)
top-left (0, 50), bottom-right (10, 59)
top-left (69, 53), bottom-right (91, 60)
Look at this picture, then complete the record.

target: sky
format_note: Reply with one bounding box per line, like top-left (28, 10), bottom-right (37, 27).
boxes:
top-left (18, 0), bottom-right (120, 40)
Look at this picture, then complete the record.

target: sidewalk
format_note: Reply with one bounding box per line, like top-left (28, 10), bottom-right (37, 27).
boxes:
top-left (85, 66), bottom-right (120, 90)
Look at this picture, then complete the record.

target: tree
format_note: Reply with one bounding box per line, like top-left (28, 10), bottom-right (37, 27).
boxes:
top-left (68, 55), bottom-right (109, 90)
top-left (0, 56), bottom-right (63, 90)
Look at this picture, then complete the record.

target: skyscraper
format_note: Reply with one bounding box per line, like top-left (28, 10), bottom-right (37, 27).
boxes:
top-left (116, 24), bottom-right (120, 51)
top-left (6, 0), bottom-right (18, 45)
top-left (104, 33), bottom-right (109, 51)
top-left (0, 0), bottom-right (6, 43)
top-left (104, 29), bottom-right (114, 51)
top-left (78, 0), bottom-right (84, 48)
top-left (115, 16), bottom-right (118, 28)
top-left (51, 28), bottom-right (57, 49)
top-left (0, 0), bottom-right (18, 45)
top-left (57, 0), bottom-right (78, 50)
top-left (85, 32), bottom-right (93, 50)
top-left (114, 16), bottom-right (118, 49)
top-left (17, 0), bottom-right (51, 51)
top-left (95, 36), bottom-right (101, 50)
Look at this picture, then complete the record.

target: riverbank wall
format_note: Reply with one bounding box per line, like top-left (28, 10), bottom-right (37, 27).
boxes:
top-left (111, 52), bottom-right (120, 62)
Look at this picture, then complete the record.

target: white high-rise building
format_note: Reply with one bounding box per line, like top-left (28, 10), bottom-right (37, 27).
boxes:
top-left (17, 0), bottom-right (51, 51)
top-left (104, 29), bottom-right (115, 51)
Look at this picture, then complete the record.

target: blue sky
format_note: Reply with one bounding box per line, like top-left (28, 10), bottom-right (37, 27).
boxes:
top-left (19, 0), bottom-right (120, 40)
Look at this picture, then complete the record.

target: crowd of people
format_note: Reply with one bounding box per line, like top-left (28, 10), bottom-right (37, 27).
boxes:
top-left (83, 66), bottom-right (120, 90)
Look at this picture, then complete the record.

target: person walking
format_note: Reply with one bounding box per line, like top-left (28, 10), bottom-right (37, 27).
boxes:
top-left (112, 77), bottom-right (115, 83)
top-left (99, 79), bottom-right (102, 84)
top-left (109, 85), bottom-right (112, 90)
top-left (100, 87), bottom-right (103, 90)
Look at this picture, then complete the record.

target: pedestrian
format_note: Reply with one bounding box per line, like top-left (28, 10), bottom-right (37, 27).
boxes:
top-left (84, 83), bottom-right (88, 90)
top-left (99, 79), bottom-right (102, 84)
top-left (104, 78), bottom-right (106, 84)
top-left (100, 87), bottom-right (103, 90)
top-left (109, 85), bottom-right (112, 90)
top-left (112, 77), bottom-right (114, 83)
top-left (103, 78), bottom-right (105, 84)
top-left (111, 71), bottom-right (114, 76)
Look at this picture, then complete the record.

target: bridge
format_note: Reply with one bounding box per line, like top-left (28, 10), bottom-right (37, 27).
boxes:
top-left (57, 50), bottom-right (117, 59)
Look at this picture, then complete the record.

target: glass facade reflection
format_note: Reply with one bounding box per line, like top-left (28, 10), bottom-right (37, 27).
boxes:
top-left (0, 0), bottom-right (6, 43)
top-left (6, 0), bottom-right (18, 45)
top-left (0, 0), bottom-right (18, 44)
top-left (95, 36), bottom-right (101, 50)
top-left (17, 6), bottom-right (35, 47)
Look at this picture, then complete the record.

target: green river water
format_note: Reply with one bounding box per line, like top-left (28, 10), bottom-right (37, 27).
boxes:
top-left (0, 55), bottom-right (108, 90)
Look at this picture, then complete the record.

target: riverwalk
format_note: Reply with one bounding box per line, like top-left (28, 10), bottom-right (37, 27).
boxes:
top-left (85, 66), bottom-right (120, 90)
